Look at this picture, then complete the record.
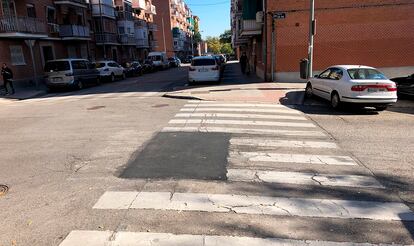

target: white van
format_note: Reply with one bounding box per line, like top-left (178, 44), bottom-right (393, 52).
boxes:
top-left (147, 52), bottom-right (169, 70)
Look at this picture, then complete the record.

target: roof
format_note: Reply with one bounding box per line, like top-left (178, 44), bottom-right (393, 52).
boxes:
top-left (331, 65), bottom-right (376, 70)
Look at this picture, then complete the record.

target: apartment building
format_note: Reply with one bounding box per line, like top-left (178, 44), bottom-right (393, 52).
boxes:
top-left (152, 0), bottom-right (195, 59)
top-left (231, 0), bottom-right (414, 82)
top-left (0, 0), bottom-right (157, 83)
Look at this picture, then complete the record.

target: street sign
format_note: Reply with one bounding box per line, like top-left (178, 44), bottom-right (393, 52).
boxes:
top-left (273, 12), bottom-right (286, 19)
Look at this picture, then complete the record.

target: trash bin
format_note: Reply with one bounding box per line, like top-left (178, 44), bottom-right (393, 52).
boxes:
top-left (300, 59), bottom-right (309, 79)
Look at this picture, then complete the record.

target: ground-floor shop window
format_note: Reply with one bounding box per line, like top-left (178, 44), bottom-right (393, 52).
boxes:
top-left (10, 45), bottom-right (26, 65)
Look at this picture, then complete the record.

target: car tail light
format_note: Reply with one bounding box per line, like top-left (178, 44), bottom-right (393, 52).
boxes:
top-left (65, 73), bottom-right (73, 76)
top-left (351, 84), bottom-right (397, 92)
top-left (189, 67), bottom-right (196, 71)
top-left (212, 66), bottom-right (219, 71)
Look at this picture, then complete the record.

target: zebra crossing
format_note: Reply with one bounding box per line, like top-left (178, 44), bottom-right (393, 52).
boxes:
top-left (59, 100), bottom-right (414, 245)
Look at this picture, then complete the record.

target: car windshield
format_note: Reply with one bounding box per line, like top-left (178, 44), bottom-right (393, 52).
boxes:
top-left (44, 61), bottom-right (70, 72)
top-left (348, 68), bottom-right (387, 80)
top-left (168, 58), bottom-right (175, 61)
top-left (95, 63), bottom-right (106, 68)
top-left (192, 59), bottom-right (216, 66)
top-left (150, 56), bottom-right (162, 61)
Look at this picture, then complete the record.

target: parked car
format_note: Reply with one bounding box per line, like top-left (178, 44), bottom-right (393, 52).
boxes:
top-left (305, 65), bottom-right (398, 111)
top-left (183, 55), bottom-right (193, 64)
top-left (168, 57), bottom-right (181, 67)
top-left (148, 52), bottom-right (169, 70)
top-left (188, 56), bottom-right (221, 84)
top-left (142, 59), bottom-right (156, 73)
top-left (391, 74), bottom-right (414, 97)
top-left (44, 59), bottom-right (100, 90)
top-left (122, 61), bottom-right (143, 77)
top-left (95, 60), bottom-right (125, 82)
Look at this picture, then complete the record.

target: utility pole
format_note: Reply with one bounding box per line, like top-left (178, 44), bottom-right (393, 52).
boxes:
top-left (308, 0), bottom-right (315, 78)
top-left (271, 18), bottom-right (275, 82)
top-left (162, 16), bottom-right (167, 53)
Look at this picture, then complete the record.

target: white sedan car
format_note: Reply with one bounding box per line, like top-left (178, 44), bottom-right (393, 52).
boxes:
top-left (95, 60), bottom-right (126, 82)
top-left (188, 56), bottom-right (221, 84)
top-left (305, 65), bottom-right (397, 111)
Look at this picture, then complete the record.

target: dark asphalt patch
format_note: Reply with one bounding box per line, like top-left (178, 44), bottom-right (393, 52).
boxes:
top-left (120, 132), bottom-right (230, 180)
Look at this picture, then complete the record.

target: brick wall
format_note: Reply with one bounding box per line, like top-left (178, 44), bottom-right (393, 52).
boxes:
top-left (152, 0), bottom-right (174, 57)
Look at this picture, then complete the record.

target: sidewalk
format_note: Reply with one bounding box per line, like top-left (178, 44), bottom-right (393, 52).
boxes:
top-left (0, 81), bottom-right (47, 101)
top-left (164, 62), bottom-right (306, 104)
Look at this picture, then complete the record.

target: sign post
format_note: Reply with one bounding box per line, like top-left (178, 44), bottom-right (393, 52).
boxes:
top-left (308, 0), bottom-right (315, 78)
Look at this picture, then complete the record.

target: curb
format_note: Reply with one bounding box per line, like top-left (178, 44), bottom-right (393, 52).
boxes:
top-left (162, 93), bottom-right (206, 101)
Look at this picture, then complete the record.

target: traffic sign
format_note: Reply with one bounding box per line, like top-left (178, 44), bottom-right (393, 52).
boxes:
top-left (273, 12), bottom-right (286, 19)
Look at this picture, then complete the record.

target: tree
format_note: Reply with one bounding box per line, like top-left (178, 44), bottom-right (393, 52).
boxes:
top-left (219, 30), bottom-right (232, 44)
top-left (220, 43), bottom-right (233, 55)
top-left (206, 36), bottom-right (222, 54)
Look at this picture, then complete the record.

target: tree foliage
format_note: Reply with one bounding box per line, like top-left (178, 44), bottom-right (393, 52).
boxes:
top-left (219, 30), bottom-right (232, 44)
top-left (206, 36), bottom-right (222, 54)
top-left (220, 43), bottom-right (233, 54)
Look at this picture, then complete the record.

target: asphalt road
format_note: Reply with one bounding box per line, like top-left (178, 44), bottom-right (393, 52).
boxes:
top-left (0, 64), bottom-right (413, 245)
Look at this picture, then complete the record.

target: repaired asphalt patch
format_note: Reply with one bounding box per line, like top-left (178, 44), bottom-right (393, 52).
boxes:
top-left (120, 132), bottom-right (230, 180)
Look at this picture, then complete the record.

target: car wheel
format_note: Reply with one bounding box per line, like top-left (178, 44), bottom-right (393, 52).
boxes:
top-left (305, 83), bottom-right (313, 98)
top-left (110, 73), bottom-right (115, 82)
top-left (375, 105), bottom-right (388, 111)
top-left (331, 92), bottom-right (341, 109)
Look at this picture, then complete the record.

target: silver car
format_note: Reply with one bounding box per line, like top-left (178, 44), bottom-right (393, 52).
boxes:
top-left (45, 59), bottom-right (100, 90)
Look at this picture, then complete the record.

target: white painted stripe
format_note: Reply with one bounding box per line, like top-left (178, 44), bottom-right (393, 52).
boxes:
top-left (60, 231), bottom-right (405, 246)
top-left (227, 169), bottom-right (384, 189)
top-left (229, 152), bottom-right (357, 166)
top-left (183, 103), bottom-right (288, 108)
top-left (230, 138), bottom-right (337, 149)
top-left (162, 127), bottom-right (326, 137)
top-left (180, 108), bottom-right (301, 115)
top-left (169, 119), bottom-right (316, 128)
top-left (93, 191), bottom-right (414, 221)
top-left (175, 113), bottom-right (308, 121)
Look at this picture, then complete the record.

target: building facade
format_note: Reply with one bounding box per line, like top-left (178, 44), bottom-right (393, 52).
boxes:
top-left (0, 0), bottom-right (158, 83)
top-left (231, 0), bottom-right (414, 82)
top-left (152, 0), bottom-right (195, 59)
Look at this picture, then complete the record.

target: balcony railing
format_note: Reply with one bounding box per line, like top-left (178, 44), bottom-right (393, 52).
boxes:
top-left (118, 34), bottom-right (136, 45)
top-left (60, 25), bottom-right (90, 38)
top-left (150, 40), bottom-right (158, 48)
top-left (148, 23), bottom-right (157, 31)
top-left (240, 19), bottom-right (262, 36)
top-left (48, 23), bottom-right (60, 33)
top-left (54, 0), bottom-right (87, 8)
top-left (95, 33), bottom-right (119, 44)
top-left (136, 38), bottom-right (149, 48)
top-left (0, 16), bottom-right (47, 34)
top-left (92, 4), bottom-right (116, 18)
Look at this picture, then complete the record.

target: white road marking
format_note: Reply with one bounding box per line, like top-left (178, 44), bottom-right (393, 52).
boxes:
top-left (162, 127), bottom-right (326, 137)
top-left (169, 119), bottom-right (316, 128)
top-left (183, 103), bottom-right (289, 108)
top-left (92, 191), bottom-right (414, 221)
top-left (230, 138), bottom-right (337, 148)
top-left (180, 108), bottom-right (302, 114)
top-left (227, 169), bottom-right (384, 189)
top-left (230, 152), bottom-right (357, 166)
top-left (59, 231), bottom-right (405, 246)
top-left (175, 113), bottom-right (308, 121)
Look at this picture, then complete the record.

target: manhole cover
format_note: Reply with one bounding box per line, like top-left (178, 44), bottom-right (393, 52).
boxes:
top-left (152, 104), bottom-right (169, 108)
top-left (87, 106), bottom-right (106, 110)
top-left (0, 185), bottom-right (8, 196)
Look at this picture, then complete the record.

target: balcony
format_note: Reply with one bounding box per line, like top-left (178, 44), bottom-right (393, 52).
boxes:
top-left (0, 16), bottom-right (48, 38)
top-left (132, 0), bottom-right (146, 10)
top-left (95, 33), bottom-right (119, 44)
top-left (150, 40), bottom-right (158, 49)
top-left (118, 34), bottom-right (136, 45)
top-left (91, 3), bottom-right (116, 19)
top-left (148, 23), bottom-right (157, 31)
top-left (240, 19), bottom-right (262, 37)
top-left (54, 0), bottom-right (88, 8)
top-left (60, 25), bottom-right (91, 39)
top-left (136, 38), bottom-right (149, 48)
top-left (48, 23), bottom-right (60, 34)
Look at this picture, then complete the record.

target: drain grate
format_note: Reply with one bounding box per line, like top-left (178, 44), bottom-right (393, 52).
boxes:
top-left (0, 185), bottom-right (8, 196)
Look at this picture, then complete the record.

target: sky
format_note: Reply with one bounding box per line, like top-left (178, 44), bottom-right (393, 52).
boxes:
top-left (185, 0), bottom-right (231, 38)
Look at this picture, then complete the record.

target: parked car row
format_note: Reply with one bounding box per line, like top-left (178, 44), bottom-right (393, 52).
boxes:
top-left (44, 52), bottom-right (183, 91)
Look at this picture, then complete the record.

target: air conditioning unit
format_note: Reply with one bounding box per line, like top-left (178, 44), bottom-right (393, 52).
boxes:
top-left (256, 11), bottom-right (264, 23)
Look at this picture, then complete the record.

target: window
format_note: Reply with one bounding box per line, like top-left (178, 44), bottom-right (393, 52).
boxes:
top-left (72, 61), bottom-right (87, 70)
top-left (10, 45), bottom-right (25, 65)
top-left (348, 68), bottom-right (387, 80)
top-left (329, 68), bottom-right (343, 80)
top-left (108, 62), bottom-right (119, 67)
top-left (318, 69), bottom-right (332, 79)
top-left (26, 4), bottom-right (36, 18)
top-left (46, 6), bottom-right (56, 23)
top-left (45, 61), bottom-right (70, 72)
top-left (192, 58), bottom-right (216, 66)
